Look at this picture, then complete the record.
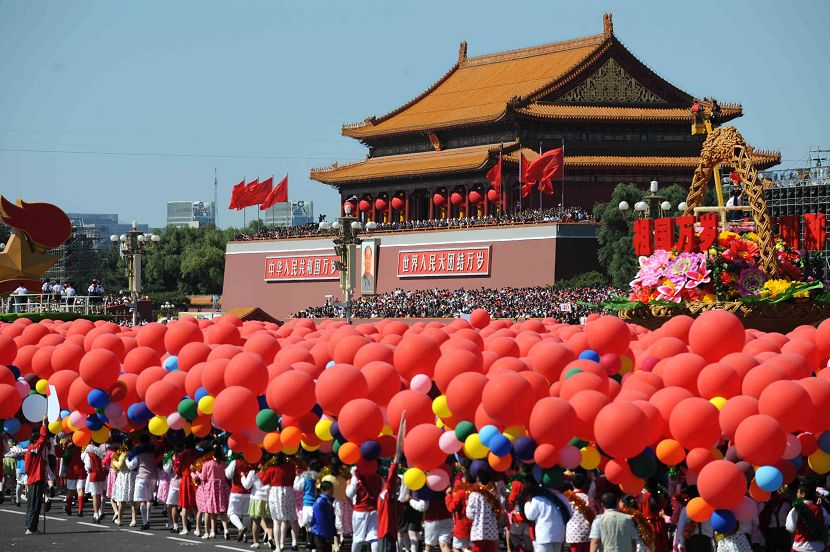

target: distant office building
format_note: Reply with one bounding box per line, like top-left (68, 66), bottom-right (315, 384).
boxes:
top-left (167, 201), bottom-right (216, 228)
top-left (65, 213), bottom-right (150, 248)
top-left (261, 200), bottom-right (314, 227)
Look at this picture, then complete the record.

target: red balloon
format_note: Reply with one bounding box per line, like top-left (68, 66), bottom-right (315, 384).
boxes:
top-left (135, 322), bottom-right (168, 356)
top-left (593, 402), bottom-right (649, 458)
top-left (758, 380), bottom-right (811, 432)
top-left (266, 370), bottom-right (316, 417)
top-left (632, 400), bottom-right (665, 446)
top-left (123, 346), bottom-right (162, 375)
top-left (534, 444), bottom-right (560, 468)
top-left (209, 344), bottom-right (243, 361)
top-left (13, 344), bottom-right (37, 375)
top-left (353, 343), bottom-right (394, 369)
top-left (206, 323), bottom-right (242, 346)
top-left (816, 318), bottom-right (830, 357)
top-left (213, 386), bottom-right (258, 433)
top-left (394, 334), bottom-right (441, 380)
top-left (67, 377), bottom-right (96, 414)
top-left (361, 361), bottom-right (402, 406)
top-left (50, 342), bottom-right (84, 372)
top-left (482, 371), bottom-right (533, 426)
top-left (333, 335), bottom-right (371, 365)
top-left (686, 447), bottom-right (716, 473)
top-left (470, 309), bottom-right (490, 330)
top-left (0, 384), bottom-right (21, 418)
top-left (339, 398), bottom-right (383, 444)
top-left (91, 332), bottom-right (126, 361)
top-left (163, 369), bottom-right (187, 397)
top-left (585, 316), bottom-right (631, 355)
top-left (658, 353), bottom-right (707, 394)
top-left (669, 397), bottom-right (721, 450)
top-left (136, 365), bottom-right (168, 400)
top-left (529, 342), bottom-right (575, 383)
top-left (529, 397), bottom-right (577, 447)
top-left (719, 395), bottom-right (759, 440)
top-left (31, 345), bottom-right (55, 379)
top-left (799, 377), bottom-right (830, 433)
top-left (688, 310), bottom-right (745, 363)
top-left (144, 380), bottom-right (181, 416)
top-left (201, 358), bottom-right (230, 396)
top-left (224, 352), bottom-right (268, 395)
top-left (390, 197), bottom-right (404, 211)
top-left (163, 321), bottom-right (204, 356)
top-left (434, 349), bottom-right (483, 393)
top-left (569, 390), bottom-right (610, 440)
top-left (559, 372), bottom-right (608, 401)
top-left (79, 348), bottom-right (121, 389)
top-left (403, 424), bottom-right (445, 470)
top-left (48, 369), bottom-right (77, 407)
top-left (446, 372), bottom-right (488, 421)
top-left (242, 333), bottom-right (280, 363)
top-left (734, 414), bottom-right (787, 465)
top-left (185, 363), bottom-right (206, 398)
top-left (316, 364), bottom-right (368, 416)
top-left (0, 335), bottom-right (17, 365)
top-left (176, 342), bottom-right (211, 372)
top-left (605, 458), bottom-right (634, 484)
top-left (20, 323), bottom-right (51, 346)
top-left (698, 460), bottom-right (747, 509)
top-left (742, 365), bottom-right (786, 398)
top-left (696, 363), bottom-right (741, 399)
top-left (649, 386), bottom-right (695, 431)
top-left (387, 390), bottom-right (433, 431)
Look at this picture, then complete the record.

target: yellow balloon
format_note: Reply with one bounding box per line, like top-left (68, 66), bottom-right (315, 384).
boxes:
top-left (282, 444), bottom-right (299, 455)
top-left (620, 355), bottom-right (634, 375)
top-left (47, 421), bottom-right (62, 434)
top-left (92, 426), bottom-right (111, 443)
top-left (463, 433), bottom-right (488, 459)
top-left (301, 441), bottom-right (320, 452)
top-left (432, 395), bottom-right (452, 418)
top-left (315, 419), bottom-right (333, 441)
top-left (403, 467), bottom-right (426, 490)
top-left (36, 379), bottom-right (49, 395)
top-left (709, 397), bottom-right (727, 411)
top-left (380, 424), bottom-right (393, 437)
top-left (148, 415), bottom-right (169, 436)
top-left (580, 446), bottom-right (601, 470)
top-left (504, 425), bottom-right (526, 439)
top-left (436, 419), bottom-right (445, 428)
top-left (66, 419), bottom-right (78, 432)
top-left (198, 395), bottom-right (214, 415)
top-left (809, 450), bottom-right (830, 474)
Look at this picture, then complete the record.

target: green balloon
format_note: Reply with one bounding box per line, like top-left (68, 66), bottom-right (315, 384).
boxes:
top-left (332, 440), bottom-right (341, 455)
top-left (541, 466), bottom-right (564, 489)
top-left (454, 421), bottom-right (476, 442)
top-left (564, 368), bottom-right (583, 379)
top-left (178, 398), bottom-right (198, 421)
top-left (256, 409), bottom-right (280, 432)
top-left (629, 452), bottom-right (657, 479)
top-left (569, 437), bottom-right (589, 448)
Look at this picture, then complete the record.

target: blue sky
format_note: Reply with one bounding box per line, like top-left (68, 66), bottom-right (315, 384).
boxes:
top-left (1, 0), bottom-right (828, 229)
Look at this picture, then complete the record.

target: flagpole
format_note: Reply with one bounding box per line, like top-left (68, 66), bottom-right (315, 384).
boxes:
top-left (519, 143), bottom-right (523, 214)
top-left (561, 138), bottom-right (566, 212)
top-left (243, 176), bottom-right (247, 229)
top-left (538, 142), bottom-right (543, 211)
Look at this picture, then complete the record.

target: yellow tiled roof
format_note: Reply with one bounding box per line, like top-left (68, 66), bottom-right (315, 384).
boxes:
top-left (514, 103), bottom-right (743, 123)
top-left (342, 34), bottom-right (606, 139)
top-left (311, 143), bottom-right (516, 184)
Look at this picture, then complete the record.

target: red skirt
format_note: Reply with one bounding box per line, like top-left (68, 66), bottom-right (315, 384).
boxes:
top-left (178, 470), bottom-right (197, 510)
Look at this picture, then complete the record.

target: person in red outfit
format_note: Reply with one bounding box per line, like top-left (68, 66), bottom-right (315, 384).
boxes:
top-left (347, 464), bottom-right (384, 552)
top-left (24, 416), bottom-right (49, 535)
top-left (376, 462), bottom-right (400, 552)
top-left (446, 470), bottom-right (474, 552)
top-left (62, 439), bottom-right (87, 516)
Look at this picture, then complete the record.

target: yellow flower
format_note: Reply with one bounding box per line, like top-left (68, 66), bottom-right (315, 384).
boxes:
top-left (743, 232), bottom-right (759, 242)
top-left (719, 231), bottom-right (739, 241)
top-left (763, 279), bottom-right (792, 297)
top-left (701, 293), bottom-right (717, 303)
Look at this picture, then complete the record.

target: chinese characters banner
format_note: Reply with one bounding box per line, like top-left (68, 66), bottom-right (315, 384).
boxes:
top-left (264, 254), bottom-right (339, 281)
top-left (397, 246), bottom-right (491, 278)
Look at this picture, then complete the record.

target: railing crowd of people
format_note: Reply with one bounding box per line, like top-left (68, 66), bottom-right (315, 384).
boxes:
top-left (293, 286), bottom-right (620, 323)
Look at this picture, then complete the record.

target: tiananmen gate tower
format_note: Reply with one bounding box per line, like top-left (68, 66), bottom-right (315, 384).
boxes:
top-left (309, 14), bottom-right (779, 220)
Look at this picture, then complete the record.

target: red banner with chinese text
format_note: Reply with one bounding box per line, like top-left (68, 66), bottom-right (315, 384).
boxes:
top-left (397, 247), bottom-right (491, 278)
top-left (264, 254), bottom-right (339, 281)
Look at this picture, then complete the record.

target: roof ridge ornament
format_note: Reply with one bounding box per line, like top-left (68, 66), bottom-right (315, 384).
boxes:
top-left (603, 13), bottom-right (613, 38)
top-left (458, 41), bottom-right (468, 64)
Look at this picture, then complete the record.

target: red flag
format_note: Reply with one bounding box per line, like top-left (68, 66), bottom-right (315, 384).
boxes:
top-left (228, 179), bottom-right (245, 209)
top-left (525, 148), bottom-right (562, 196)
top-left (520, 153), bottom-right (534, 197)
top-left (486, 154), bottom-right (502, 193)
top-left (239, 178), bottom-right (272, 207)
top-left (260, 176), bottom-right (288, 210)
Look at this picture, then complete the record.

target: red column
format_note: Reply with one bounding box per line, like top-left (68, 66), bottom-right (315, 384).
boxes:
top-left (464, 187), bottom-right (470, 219)
top-left (405, 194), bottom-right (410, 221)
top-left (484, 189), bottom-right (489, 217)
top-left (387, 194), bottom-right (392, 223)
top-left (428, 191), bottom-right (434, 220)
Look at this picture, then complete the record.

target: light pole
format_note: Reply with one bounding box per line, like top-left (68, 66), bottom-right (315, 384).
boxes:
top-left (618, 180), bottom-right (687, 220)
top-left (318, 203), bottom-right (376, 324)
top-left (110, 221), bottom-right (160, 326)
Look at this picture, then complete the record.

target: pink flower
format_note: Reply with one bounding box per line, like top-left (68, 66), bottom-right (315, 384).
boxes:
top-left (684, 266), bottom-right (712, 289)
top-left (656, 283), bottom-right (683, 303)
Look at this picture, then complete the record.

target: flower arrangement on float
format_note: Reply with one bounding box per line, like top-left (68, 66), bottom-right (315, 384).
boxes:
top-left (626, 231), bottom-right (823, 306)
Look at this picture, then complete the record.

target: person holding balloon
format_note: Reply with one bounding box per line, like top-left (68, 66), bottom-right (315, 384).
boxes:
top-left (126, 434), bottom-right (157, 530)
top-left (192, 444), bottom-right (230, 539)
top-left (225, 454), bottom-right (253, 542)
top-left (81, 442), bottom-right (107, 523)
top-left (265, 454), bottom-right (301, 551)
top-left (111, 437), bottom-right (137, 526)
top-left (675, 486), bottom-right (714, 552)
top-left (445, 469), bottom-right (474, 552)
top-left (465, 468), bottom-right (505, 552)
top-left (23, 415), bottom-right (49, 535)
top-left (61, 436), bottom-right (87, 516)
top-left (758, 491), bottom-right (792, 552)
top-left (346, 463), bottom-right (384, 552)
top-left (102, 442), bottom-right (118, 521)
top-left (176, 439), bottom-right (200, 535)
top-left (162, 446), bottom-right (182, 533)
top-left (785, 478), bottom-right (830, 552)
top-left (410, 469), bottom-right (454, 552)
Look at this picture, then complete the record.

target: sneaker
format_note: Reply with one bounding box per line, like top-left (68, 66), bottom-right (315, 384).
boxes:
top-left (238, 528), bottom-right (247, 542)
top-left (201, 533), bottom-right (210, 540)
top-left (130, 520), bottom-right (137, 527)
top-left (179, 529), bottom-right (189, 536)
top-left (194, 529), bottom-right (201, 537)
top-left (251, 544), bottom-right (260, 550)
top-left (25, 529), bottom-right (38, 535)
top-left (269, 539), bottom-right (277, 550)
top-left (142, 522), bottom-right (150, 531)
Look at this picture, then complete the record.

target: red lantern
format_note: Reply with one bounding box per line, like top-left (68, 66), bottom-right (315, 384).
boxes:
top-left (487, 189), bottom-right (499, 202)
top-left (433, 193), bottom-right (446, 206)
top-left (469, 190), bottom-right (482, 204)
top-left (391, 197), bottom-right (404, 210)
top-left (374, 198), bottom-right (387, 211)
top-left (450, 192), bottom-right (463, 205)
top-left (358, 199), bottom-right (371, 212)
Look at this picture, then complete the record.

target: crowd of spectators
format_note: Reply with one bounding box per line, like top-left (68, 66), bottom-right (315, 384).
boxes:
top-left (293, 285), bottom-right (621, 323)
top-left (234, 206), bottom-right (593, 241)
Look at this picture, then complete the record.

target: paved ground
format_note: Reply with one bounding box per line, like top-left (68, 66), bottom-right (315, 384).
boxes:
top-left (0, 496), bottom-right (280, 552)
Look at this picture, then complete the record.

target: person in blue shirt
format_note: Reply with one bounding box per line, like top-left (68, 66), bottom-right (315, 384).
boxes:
top-left (310, 480), bottom-right (336, 552)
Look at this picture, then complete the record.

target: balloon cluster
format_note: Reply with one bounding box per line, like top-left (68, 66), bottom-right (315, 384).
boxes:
top-left (4, 309), bottom-right (830, 516)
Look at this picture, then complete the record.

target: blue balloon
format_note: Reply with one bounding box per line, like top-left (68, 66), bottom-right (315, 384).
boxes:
top-left (7, 365), bottom-right (20, 379)
top-left (710, 510), bottom-right (736, 534)
top-left (326, 360), bottom-right (336, 369)
top-left (87, 389), bottom-right (110, 409)
top-left (819, 431), bottom-right (830, 453)
top-left (257, 395), bottom-right (268, 410)
top-left (330, 422), bottom-right (344, 442)
top-left (194, 387), bottom-right (209, 401)
top-left (531, 465), bottom-right (543, 483)
top-left (60, 409), bottom-right (71, 420)
top-left (479, 425), bottom-right (500, 447)
top-left (413, 487), bottom-right (435, 501)
top-left (85, 414), bottom-right (104, 431)
top-left (469, 459), bottom-right (488, 480)
top-left (3, 418), bottom-right (21, 434)
top-left (163, 356), bottom-right (179, 372)
top-left (311, 404), bottom-right (323, 418)
top-left (360, 440), bottom-right (381, 461)
top-left (578, 350), bottom-right (600, 362)
top-left (127, 402), bottom-right (152, 423)
top-left (489, 434), bottom-right (512, 457)
top-left (755, 465), bottom-right (783, 492)
top-left (513, 436), bottom-right (537, 461)
top-left (789, 455), bottom-right (804, 470)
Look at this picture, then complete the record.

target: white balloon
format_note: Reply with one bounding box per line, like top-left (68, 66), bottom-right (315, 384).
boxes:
top-left (22, 394), bottom-right (47, 422)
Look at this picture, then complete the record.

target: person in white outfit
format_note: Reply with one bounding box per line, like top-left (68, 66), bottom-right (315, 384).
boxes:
top-left (523, 482), bottom-right (573, 552)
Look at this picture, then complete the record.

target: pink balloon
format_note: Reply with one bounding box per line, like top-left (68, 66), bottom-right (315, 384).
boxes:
top-left (167, 412), bottom-right (185, 430)
top-left (558, 445), bottom-right (582, 469)
top-left (410, 374), bottom-right (432, 394)
top-left (733, 496), bottom-right (759, 521)
top-left (426, 468), bottom-right (450, 491)
top-left (69, 410), bottom-right (87, 428)
top-left (782, 433), bottom-right (802, 460)
top-left (15, 380), bottom-right (29, 398)
top-left (110, 412), bottom-right (128, 429)
top-left (246, 426), bottom-right (266, 443)
top-left (438, 430), bottom-right (463, 454)
top-left (104, 402), bottom-right (123, 421)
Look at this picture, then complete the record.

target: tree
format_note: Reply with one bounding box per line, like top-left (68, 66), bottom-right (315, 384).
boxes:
top-left (593, 183), bottom-right (689, 288)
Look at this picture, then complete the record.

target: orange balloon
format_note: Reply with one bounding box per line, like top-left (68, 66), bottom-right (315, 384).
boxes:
top-left (687, 497), bottom-right (714, 522)
top-left (338, 441), bottom-right (361, 464)
top-left (191, 414), bottom-right (212, 438)
top-left (619, 475), bottom-right (645, 495)
top-left (280, 426), bottom-right (302, 449)
top-left (488, 452), bottom-right (511, 472)
top-left (263, 432), bottom-right (283, 454)
top-left (656, 439), bottom-right (686, 466)
top-left (72, 429), bottom-right (91, 447)
top-left (243, 443), bottom-right (263, 464)
top-left (749, 479), bottom-right (771, 502)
